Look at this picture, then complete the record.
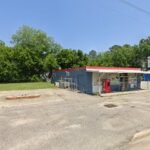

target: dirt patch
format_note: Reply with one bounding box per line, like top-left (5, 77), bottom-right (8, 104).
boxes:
top-left (104, 103), bottom-right (118, 108)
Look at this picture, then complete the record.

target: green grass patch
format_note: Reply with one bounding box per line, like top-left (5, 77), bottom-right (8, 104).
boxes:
top-left (0, 82), bottom-right (55, 91)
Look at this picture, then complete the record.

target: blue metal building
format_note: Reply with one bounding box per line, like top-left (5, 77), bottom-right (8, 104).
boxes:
top-left (52, 66), bottom-right (145, 94)
top-left (52, 67), bottom-right (92, 93)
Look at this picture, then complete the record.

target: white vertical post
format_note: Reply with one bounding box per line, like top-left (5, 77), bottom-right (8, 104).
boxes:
top-left (98, 73), bottom-right (103, 96)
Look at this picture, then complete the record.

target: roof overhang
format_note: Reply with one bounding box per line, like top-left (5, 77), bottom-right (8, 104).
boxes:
top-left (86, 68), bottom-right (145, 74)
top-left (143, 71), bottom-right (150, 74)
top-left (54, 66), bottom-right (150, 74)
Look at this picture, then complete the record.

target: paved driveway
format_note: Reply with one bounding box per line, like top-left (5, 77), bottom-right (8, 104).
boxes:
top-left (0, 89), bottom-right (150, 150)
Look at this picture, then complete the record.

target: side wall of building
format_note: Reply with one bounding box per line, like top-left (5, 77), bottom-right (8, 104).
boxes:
top-left (52, 69), bottom-right (93, 94)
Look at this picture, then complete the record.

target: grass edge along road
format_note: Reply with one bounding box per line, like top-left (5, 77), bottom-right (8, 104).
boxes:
top-left (0, 82), bottom-right (55, 91)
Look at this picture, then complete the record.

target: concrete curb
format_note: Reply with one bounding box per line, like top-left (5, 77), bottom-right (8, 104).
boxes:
top-left (101, 90), bottom-right (150, 97)
top-left (6, 94), bottom-right (41, 100)
top-left (132, 129), bottom-right (150, 141)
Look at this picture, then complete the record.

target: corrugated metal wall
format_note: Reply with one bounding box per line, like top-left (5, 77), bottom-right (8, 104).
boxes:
top-left (52, 69), bottom-right (93, 93)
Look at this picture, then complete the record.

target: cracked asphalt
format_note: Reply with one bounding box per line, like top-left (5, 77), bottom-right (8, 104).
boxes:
top-left (0, 89), bottom-right (150, 150)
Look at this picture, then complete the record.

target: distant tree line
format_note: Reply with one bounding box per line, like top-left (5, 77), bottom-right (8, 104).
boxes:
top-left (0, 25), bottom-right (150, 83)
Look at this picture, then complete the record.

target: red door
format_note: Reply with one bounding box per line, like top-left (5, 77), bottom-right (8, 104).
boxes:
top-left (103, 79), bottom-right (111, 93)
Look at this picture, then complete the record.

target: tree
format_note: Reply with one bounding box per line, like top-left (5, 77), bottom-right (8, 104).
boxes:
top-left (88, 50), bottom-right (98, 65)
top-left (139, 37), bottom-right (150, 68)
top-left (11, 25), bottom-right (62, 55)
top-left (57, 49), bottom-right (88, 69)
top-left (0, 45), bottom-right (19, 82)
top-left (13, 47), bottom-right (44, 81)
top-left (43, 54), bottom-right (58, 78)
top-left (139, 37), bottom-right (150, 58)
top-left (75, 50), bottom-right (88, 67)
top-left (10, 25), bottom-right (62, 81)
top-left (109, 45), bottom-right (134, 67)
top-left (96, 52), bottom-right (113, 67)
top-left (0, 40), bottom-right (5, 46)
top-left (89, 50), bottom-right (97, 58)
top-left (57, 49), bottom-right (77, 69)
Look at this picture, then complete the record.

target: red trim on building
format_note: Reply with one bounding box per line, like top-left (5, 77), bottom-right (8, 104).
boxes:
top-left (86, 66), bottom-right (141, 71)
top-left (54, 66), bottom-right (141, 72)
top-left (54, 66), bottom-right (86, 72)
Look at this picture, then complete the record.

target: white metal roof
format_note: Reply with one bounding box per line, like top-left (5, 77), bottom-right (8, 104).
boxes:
top-left (86, 68), bottom-right (149, 74)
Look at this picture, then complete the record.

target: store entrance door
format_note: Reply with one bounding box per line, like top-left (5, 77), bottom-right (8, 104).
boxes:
top-left (103, 79), bottom-right (111, 93)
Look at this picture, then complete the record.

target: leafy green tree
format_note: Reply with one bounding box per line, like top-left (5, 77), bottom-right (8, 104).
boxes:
top-left (0, 45), bottom-right (19, 82)
top-left (43, 54), bottom-right (58, 78)
top-left (109, 45), bottom-right (134, 67)
top-left (10, 25), bottom-right (62, 81)
top-left (139, 37), bottom-right (150, 58)
top-left (0, 40), bottom-right (5, 46)
top-left (75, 50), bottom-right (88, 67)
top-left (130, 45), bottom-right (143, 68)
top-left (89, 50), bottom-right (97, 58)
top-left (57, 49), bottom-right (88, 69)
top-left (57, 49), bottom-right (77, 69)
top-left (11, 25), bottom-right (62, 55)
top-left (139, 37), bottom-right (150, 68)
top-left (88, 50), bottom-right (98, 65)
top-left (96, 52), bottom-right (113, 66)
top-left (13, 47), bottom-right (43, 81)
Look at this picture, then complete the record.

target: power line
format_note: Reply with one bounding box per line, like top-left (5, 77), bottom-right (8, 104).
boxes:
top-left (107, 1), bottom-right (150, 26)
top-left (111, 8), bottom-right (150, 26)
top-left (120, 0), bottom-right (150, 16)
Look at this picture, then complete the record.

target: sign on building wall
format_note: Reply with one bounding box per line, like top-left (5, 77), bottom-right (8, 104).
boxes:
top-left (148, 57), bottom-right (150, 68)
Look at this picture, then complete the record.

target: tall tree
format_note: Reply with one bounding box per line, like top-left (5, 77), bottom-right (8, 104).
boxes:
top-left (88, 50), bottom-right (98, 65)
top-left (43, 54), bottom-right (58, 78)
top-left (57, 49), bottom-right (88, 69)
top-left (0, 45), bottom-right (19, 82)
top-left (75, 50), bottom-right (88, 67)
top-left (96, 52), bottom-right (113, 67)
top-left (11, 25), bottom-right (62, 81)
top-left (57, 49), bottom-right (77, 69)
top-left (109, 45), bottom-right (134, 67)
top-left (139, 37), bottom-right (150, 68)
top-left (12, 25), bottom-right (62, 55)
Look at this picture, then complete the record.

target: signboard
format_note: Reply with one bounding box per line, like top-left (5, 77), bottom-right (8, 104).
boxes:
top-left (148, 57), bottom-right (150, 68)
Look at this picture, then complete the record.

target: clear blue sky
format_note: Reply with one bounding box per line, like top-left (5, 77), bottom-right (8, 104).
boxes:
top-left (0, 0), bottom-right (150, 53)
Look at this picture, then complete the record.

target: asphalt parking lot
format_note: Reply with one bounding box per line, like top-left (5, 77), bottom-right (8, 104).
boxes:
top-left (0, 89), bottom-right (150, 150)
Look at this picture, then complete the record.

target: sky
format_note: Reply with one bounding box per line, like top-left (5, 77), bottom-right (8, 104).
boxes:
top-left (0, 0), bottom-right (150, 53)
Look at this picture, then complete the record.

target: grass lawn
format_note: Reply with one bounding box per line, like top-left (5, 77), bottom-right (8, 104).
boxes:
top-left (0, 82), bottom-right (55, 91)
